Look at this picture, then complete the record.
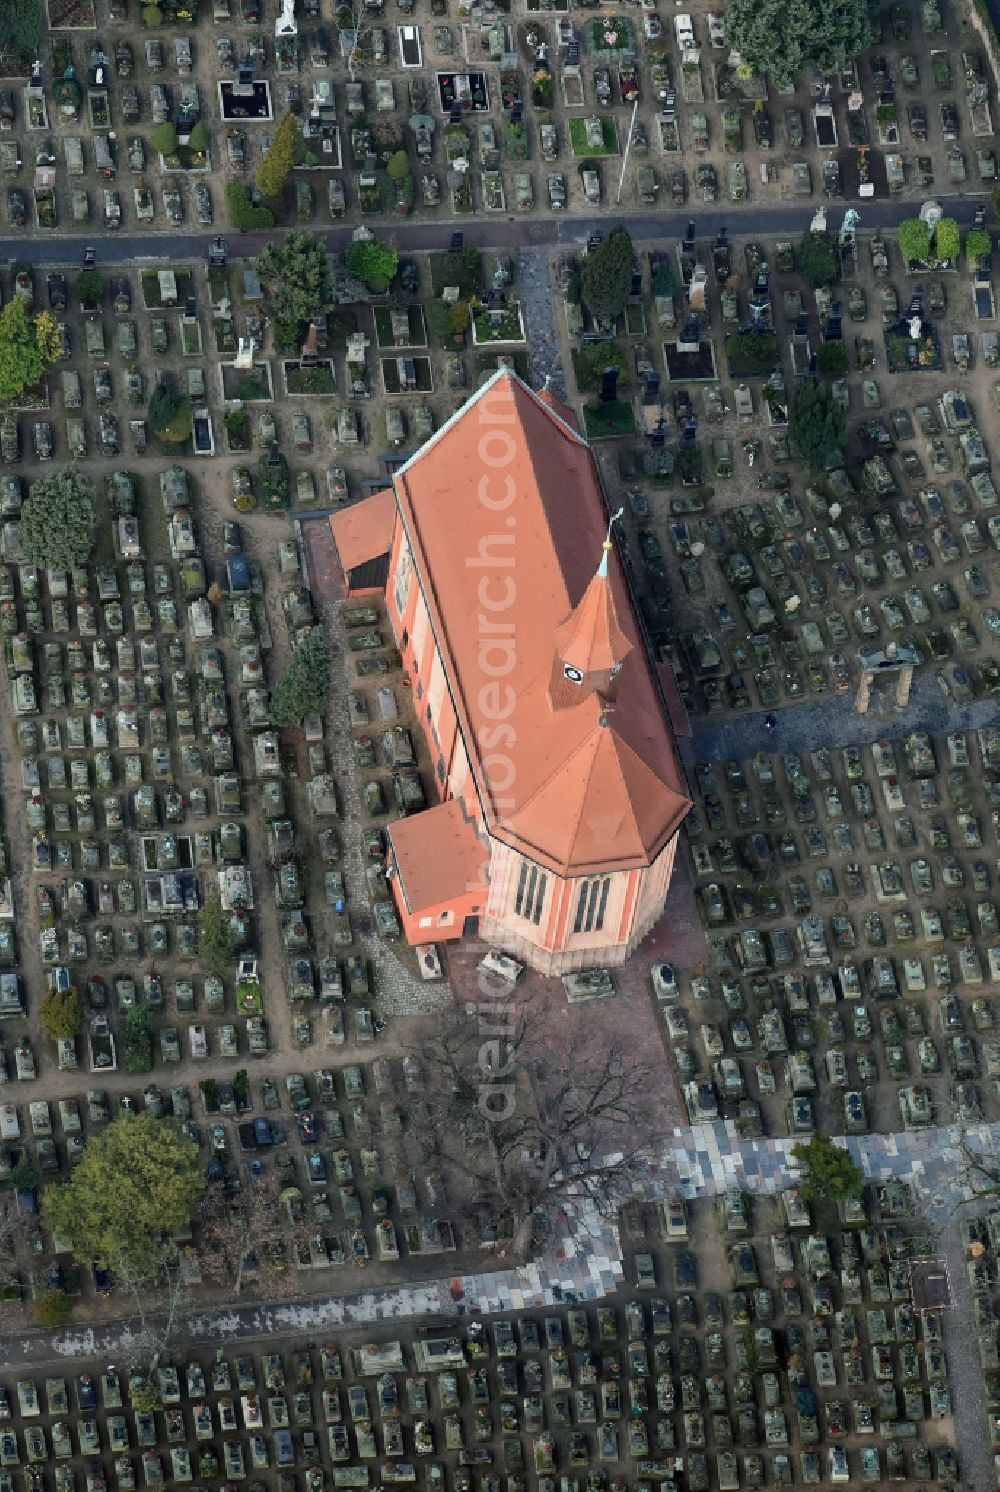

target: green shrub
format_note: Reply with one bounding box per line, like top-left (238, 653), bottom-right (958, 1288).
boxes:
top-left (151, 122), bottom-right (178, 156)
top-left (226, 181), bottom-right (276, 232)
top-left (726, 330), bottom-right (779, 376)
top-left (386, 150), bottom-right (411, 182)
top-left (345, 236), bottom-right (398, 294)
top-left (789, 381), bottom-right (846, 469)
top-left (968, 228), bottom-right (992, 262)
top-left (898, 217), bottom-right (930, 263)
top-left (424, 299), bottom-right (453, 341)
top-left (187, 121), bottom-right (210, 155)
top-left (798, 230), bottom-right (839, 288)
top-left (817, 341), bottom-right (848, 377)
top-left (651, 259), bottom-right (676, 297)
top-left (148, 376), bottom-right (193, 443)
top-left (574, 340), bottom-right (627, 391)
top-left (75, 269), bottom-right (103, 307)
top-left (122, 1008), bottom-right (153, 1074)
top-left (934, 216), bottom-right (960, 261)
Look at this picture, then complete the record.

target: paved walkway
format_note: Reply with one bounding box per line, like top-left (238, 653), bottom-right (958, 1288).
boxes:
top-left (693, 668), bottom-right (1000, 764)
top-left (321, 591), bottom-right (451, 1019)
top-left (18, 1116), bottom-right (998, 1370)
top-left (939, 1214), bottom-right (995, 1492)
top-left (658, 1118), bottom-right (998, 1215)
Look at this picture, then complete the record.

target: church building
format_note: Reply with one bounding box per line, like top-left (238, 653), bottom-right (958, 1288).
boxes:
top-left (330, 369), bottom-right (691, 975)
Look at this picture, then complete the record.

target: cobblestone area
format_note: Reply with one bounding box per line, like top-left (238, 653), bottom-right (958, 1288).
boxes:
top-left (301, 515), bottom-right (452, 1019)
top-left (516, 248), bottom-right (565, 396)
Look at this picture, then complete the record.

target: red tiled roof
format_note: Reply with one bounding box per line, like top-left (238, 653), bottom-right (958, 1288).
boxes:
top-left (535, 384), bottom-right (580, 431)
top-left (329, 488), bottom-right (395, 576)
top-left (553, 553), bottom-right (633, 680)
top-left (389, 800), bottom-right (488, 912)
top-left (392, 371), bottom-right (691, 875)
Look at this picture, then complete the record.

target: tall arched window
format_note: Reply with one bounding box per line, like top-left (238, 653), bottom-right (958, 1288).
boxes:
top-left (573, 876), bottom-right (611, 934)
top-left (514, 861), bottom-right (548, 925)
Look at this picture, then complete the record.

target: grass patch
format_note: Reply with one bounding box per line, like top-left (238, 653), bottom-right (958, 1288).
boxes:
top-left (327, 310), bottom-right (359, 348)
top-left (381, 356), bottom-right (434, 394)
top-left (214, 318), bottom-right (237, 356)
top-left (476, 349), bottom-right (531, 380)
top-left (141, 268), bottom-right (194, 309)
top-left (625, 303), bottom-right (645, 335)
top-left (571, 343), bottom-right (628, 393)
top-left (221, 363), bottom-right (274, 402)
top-left (373, 305), bottom-right (427, 348)
top-left (161, 145), bottom-right (208, 172)
top-left (285, 361), bottom-right (337, 395)
top-left (430, 248), bottom-right (484, 298)
top-left (209, 266), bottom-right (231, 306)
top-left (569, 116), bottom-right (618, 157)
top-left (582, 399), bottom-right (636, 439)
top-left (473, 306), bottom-right (524, 343)
top-left (590, 15), bottom-right (631, 49)
top-left (678, 445), bottom-right (703, 483)
top-left (224, 410), bottom-right (251, 451)
top-left (180, 320), bottom-right (203, 357)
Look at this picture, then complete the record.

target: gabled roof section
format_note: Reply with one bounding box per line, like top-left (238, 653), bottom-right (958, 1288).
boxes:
top-left (535, 383), bottom-right (581, 433)
top-left (390, 370), bottom-right (691, 874)
top-left (329, 488), bottom-right (395, 575)
top-left (395, 365), bottom-right (587, 483)
top-left (389, 799), bottom-right (488, 912)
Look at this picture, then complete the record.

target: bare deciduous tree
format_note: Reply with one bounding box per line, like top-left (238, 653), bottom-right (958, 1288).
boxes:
top-left (950, 1127), bottom-right (1000, 1209)
top-left (0, 1190), bottom-right (33, 1287)
top-left (115, 1249), bottom-right (192, 1388)
top-left (198, 1174), bottom-right (310, 1298)
top-left (333, 1), bottom-right (379, 81)
top-left (413, 1002), bottom-right (664, 1257)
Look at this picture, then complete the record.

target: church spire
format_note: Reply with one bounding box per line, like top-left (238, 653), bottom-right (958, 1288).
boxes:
top-left (550, 510), bottom-right (633, 709)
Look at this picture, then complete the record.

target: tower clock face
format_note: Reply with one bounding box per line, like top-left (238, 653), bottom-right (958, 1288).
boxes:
top-left (563, 664), bottom-right (584, 684)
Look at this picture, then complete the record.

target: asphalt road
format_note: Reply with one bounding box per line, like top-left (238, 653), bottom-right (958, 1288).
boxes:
top-left (0, 195), bottom-right (988, 266)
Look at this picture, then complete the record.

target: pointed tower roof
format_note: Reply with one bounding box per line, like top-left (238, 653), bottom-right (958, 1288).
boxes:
top-left (552, 531), bottom-right (633, 679)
